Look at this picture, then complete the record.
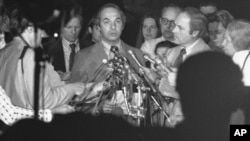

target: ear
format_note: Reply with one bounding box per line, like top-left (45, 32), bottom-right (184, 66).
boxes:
top-left (88, 27), bottom-right (92, 34)
top-left (191, 30), bottom-right (200, 38)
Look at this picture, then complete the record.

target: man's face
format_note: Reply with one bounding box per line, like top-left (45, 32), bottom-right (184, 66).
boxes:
top-left (28, 27), bottom-right (47, 47)
top-left (160, 8), bottom-right (180, 40)
top-left (208, 22), bottom-right (226, 47)
top-left (61, 17), bottom-right (81, 42)
top-left (172, 13), bottom-right (195, 46)
top-left (90, 25), bottom-right (102, 42)
top-left (142, 17), bottom-right (158, 41)
top-left (221, 31), bottom-right (236, 56)
top-left (99, 7), bottom-right (123, 44)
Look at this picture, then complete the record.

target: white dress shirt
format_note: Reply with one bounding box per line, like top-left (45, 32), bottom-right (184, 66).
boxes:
top-left (101, 40), bottom-right (121, 60)
top-left (183, 39), bottom-right (200, 61)
top-left (233, 50), bottom-right (250, 86)
top-left (140, 36), bottom-right (165, 59)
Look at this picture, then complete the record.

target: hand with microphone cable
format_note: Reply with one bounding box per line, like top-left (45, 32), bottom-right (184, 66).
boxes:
top-left (143, 54), bottom-right (169, 77)
top-left (128, 50), bottom-right (160, 84)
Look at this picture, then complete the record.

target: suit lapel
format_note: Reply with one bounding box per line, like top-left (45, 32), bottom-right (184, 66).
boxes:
top-left (86, 42), bottom-right (110, 82)
top-left (51, 39), bottom-right (66, 72)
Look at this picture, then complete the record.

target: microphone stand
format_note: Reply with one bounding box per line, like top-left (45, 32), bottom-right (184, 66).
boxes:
top-left (140, 69), bottom-right (171, 125)
top-left (34, 42), bottom-right (49, 120)
top-left (34, 47), bottom-right (41, 120)
top-left (128, 50), bottom-right (171, 126)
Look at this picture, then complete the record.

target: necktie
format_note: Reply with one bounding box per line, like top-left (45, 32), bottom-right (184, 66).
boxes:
top-left (109, 46), bottom-right (119, 60)
top-left (174, 48), bottom-right (186, 68)
top-left (69, 43), bottom-right (76, 71)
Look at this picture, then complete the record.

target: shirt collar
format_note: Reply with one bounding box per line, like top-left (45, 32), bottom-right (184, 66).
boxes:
top-left (183, 38), bottom-right (200, 55)
top-left (159, 36), bottom-right (166, 42)
top-left (62, 37), bottom-right (79, 46)
top-left (101, 39), bottom-right (122, 52)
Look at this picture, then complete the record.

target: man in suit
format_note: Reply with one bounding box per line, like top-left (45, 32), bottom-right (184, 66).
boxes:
top-left (48, 5), bottom-right (83, 80)
top-left (166, 7), bottom-right (210, 69)
top-left (70, 3), bottom-right (145, 84)
top-left (153, 8), bottom-right (211, 126)
top-left (69, 4), bottom-right (147, 116)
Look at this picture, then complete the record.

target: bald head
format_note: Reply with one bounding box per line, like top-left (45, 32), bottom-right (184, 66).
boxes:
top-left (160, 5), bottom-right (182, 41)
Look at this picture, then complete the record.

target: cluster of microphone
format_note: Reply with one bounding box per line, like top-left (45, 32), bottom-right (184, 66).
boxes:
top-left (101, 47), bottom-right (172, 83)
top-left (143, 54), bottom-right (173, 73)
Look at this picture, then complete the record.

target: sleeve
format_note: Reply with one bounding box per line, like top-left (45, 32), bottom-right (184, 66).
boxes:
top-left (0, 86), bottom-right (52, 125)
top-left (22, 49), bottom-right (78, 109)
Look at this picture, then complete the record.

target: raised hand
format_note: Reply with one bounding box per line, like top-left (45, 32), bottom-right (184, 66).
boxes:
top-left (52, 104), bottom-right (75, 114)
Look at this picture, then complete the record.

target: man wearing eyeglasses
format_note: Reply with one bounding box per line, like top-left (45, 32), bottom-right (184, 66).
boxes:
top-left (140, 4), bottom-right (181, 59)
top-left (159, 4), bottom-right (182, 42)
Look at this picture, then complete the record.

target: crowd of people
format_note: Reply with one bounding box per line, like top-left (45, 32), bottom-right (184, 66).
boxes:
top-left (0, 0), bottom-right (250, 140)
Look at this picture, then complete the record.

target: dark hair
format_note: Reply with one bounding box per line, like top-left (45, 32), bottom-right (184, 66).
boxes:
top-left (207, 10), bottom-right (234, 28)
top-left (60, 4), bottom-right (83, 29)
top-left (183, 7), bottom-right (208, 38)
top-left (95, 3), bottom-right (126, 26)
top-left (155, 40), bottom-right (177, 54)
top-left (135, 12), bottom-right (160, 48)
top-left (82, 14), bottom-right (98, 42)
top-left (199, 1), bottom-right (218, 8)
top-left (9, 8), bottom-right (33, 36)
top-left (177, 51), bottom-right (243, 119)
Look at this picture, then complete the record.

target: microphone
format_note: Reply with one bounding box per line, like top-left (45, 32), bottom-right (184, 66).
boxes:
top-left (143, 54), bottom-right (155, 64)
top-left (102, 59), bottom-right (108, 64)
top-left (155, 56), bottom-right (173, 73)
top-left (128, 50), bottom-right (142, 68)
top-left (124, 64), bottom-right (141, 82)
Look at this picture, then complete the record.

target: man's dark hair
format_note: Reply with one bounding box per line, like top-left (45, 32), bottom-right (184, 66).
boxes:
top-left (155, 40), bottom-right (177, 54)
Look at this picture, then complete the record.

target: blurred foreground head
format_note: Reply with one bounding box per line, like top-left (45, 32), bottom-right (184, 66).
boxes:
top-left (176, 51), bottom-right (244, 122)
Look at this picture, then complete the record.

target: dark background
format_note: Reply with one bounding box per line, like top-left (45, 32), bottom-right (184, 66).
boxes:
top-left (5, 0), bottom-right (250, 46)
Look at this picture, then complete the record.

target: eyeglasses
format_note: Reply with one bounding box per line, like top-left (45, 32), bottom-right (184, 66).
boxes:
top-left (160, 17), bottom-right (176, 27)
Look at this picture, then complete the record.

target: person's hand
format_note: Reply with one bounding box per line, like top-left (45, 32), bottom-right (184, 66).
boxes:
top-left (51, 104), bottom-right (75, 114)
top-left (140, 67), bottom-right (159, 82)
top-left (92, 81), bottom-right (109, 94)
top-left (168, 100), bottom-right (184, 127)
top-left (69, 82), bottom-right (86, 96)
top-left (168, 70), bottom-right (177, 86)
top-left (57, 71), bottom-right (71, 81)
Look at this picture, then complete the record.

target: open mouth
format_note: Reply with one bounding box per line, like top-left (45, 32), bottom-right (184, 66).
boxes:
top-left (110, 32), bottom-right (117, 36)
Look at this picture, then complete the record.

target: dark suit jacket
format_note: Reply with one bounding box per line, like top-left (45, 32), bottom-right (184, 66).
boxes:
top-left (70, 41), bottom-right (145, 83)
top-left (47, 38), bottom-right (84, 72)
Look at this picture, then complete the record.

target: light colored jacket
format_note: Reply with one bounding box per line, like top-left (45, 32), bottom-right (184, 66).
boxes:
top-left (0, 37), bottom-right (78, 109)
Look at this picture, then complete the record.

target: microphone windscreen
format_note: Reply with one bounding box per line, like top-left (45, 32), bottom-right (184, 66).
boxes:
top-left (155, 57), bottom-right (162, 64)
top-left (128, 50), bottom-right (133, 55)
top-left (102, 59), bottom-right (108, 64)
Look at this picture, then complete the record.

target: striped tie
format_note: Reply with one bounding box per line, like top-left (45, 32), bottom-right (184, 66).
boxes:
top-left (69, 43), bottom-right (76, 71)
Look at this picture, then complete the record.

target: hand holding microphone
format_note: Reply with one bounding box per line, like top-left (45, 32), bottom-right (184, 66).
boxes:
top-left (143, 54), bottom-right (172, 74)
top-left (154, 56), bottom-right (173, 73)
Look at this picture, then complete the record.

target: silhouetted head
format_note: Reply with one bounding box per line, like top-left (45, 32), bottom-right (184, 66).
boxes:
top-left (176, 51), bottom-right (244, 123)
